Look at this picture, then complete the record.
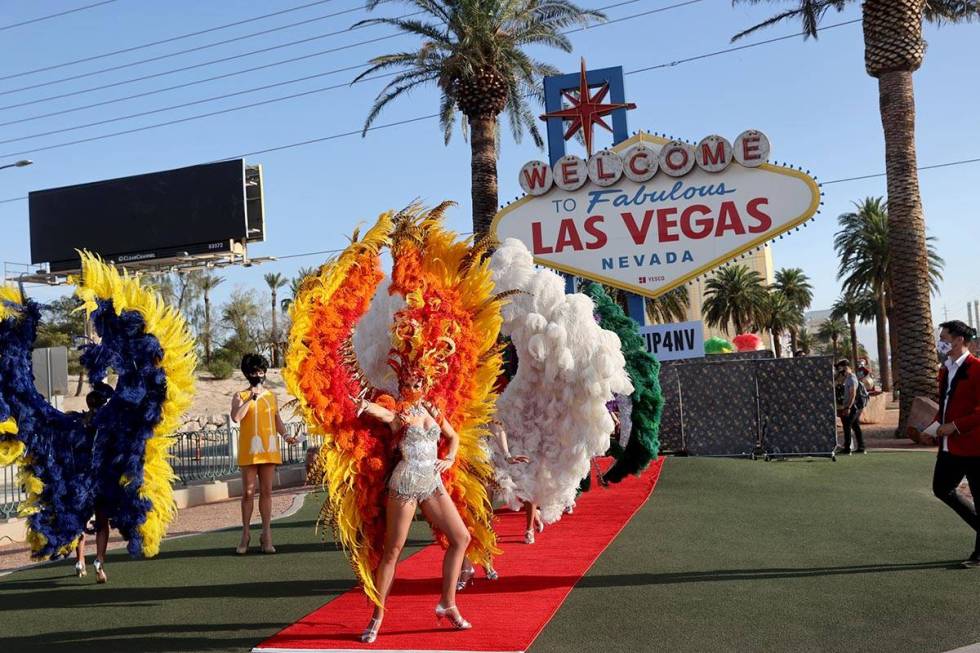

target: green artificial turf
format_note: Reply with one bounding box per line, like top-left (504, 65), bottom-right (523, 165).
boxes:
top-left (0, 494), bottom-right (431, 653)
top-left (532, 453), bottom-right (977, 653)
top-left (3, 454), bottom-right (978, 653)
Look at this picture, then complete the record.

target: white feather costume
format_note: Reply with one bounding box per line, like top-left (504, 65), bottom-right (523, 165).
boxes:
top-left (353, 278), bottom-right (403, 396)
top-left (488, 238), bottom-right (633, 524)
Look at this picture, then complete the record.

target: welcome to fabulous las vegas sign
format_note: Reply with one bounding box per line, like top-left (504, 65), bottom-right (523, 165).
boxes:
top-left (491, 62), bottom-right (821, 299)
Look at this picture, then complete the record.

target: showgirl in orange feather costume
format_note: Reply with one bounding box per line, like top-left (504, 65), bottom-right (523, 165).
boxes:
top-left (284, 203), bottom-right (506, 643)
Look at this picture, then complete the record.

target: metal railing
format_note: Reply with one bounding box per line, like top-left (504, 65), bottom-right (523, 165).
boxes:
top-left (0, 421), bottom-right (321, 519)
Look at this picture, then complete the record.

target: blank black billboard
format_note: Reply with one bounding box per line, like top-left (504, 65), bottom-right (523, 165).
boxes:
top-left (29, 160), bottom-right (250, 271)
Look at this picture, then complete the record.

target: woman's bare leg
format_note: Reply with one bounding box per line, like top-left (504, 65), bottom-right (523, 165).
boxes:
top-left (239, 465), bottom-right (258, 550)
top-left (420, 491), bottom-right (471, 609)
top-left (75, 532), bottom-right (86, 566)
top-left (95, 509), bottom-right (109, 563)
top-left (370, 496), bottom-right (417, 621)
top-left (257, 464), bottom-right (276, 550)
top-left (524, 501), bottom-right (539, 532)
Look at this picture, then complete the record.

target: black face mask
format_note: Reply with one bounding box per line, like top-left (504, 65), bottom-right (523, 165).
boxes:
top-left (246, 374), bottom-right (265, 387)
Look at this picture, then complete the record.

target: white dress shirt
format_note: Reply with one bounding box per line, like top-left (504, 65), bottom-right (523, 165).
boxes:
top-left (923, 350), bottom-right (970, 451)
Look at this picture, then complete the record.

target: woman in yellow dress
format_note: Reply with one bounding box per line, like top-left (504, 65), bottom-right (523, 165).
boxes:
top-left (230, 354), bottom-right (295, 555)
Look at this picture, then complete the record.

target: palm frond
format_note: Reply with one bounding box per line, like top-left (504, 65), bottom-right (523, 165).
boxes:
top-left (730, 0), bottom-right (848, 41)
top-left (924, 0), bottom-right (980, 24)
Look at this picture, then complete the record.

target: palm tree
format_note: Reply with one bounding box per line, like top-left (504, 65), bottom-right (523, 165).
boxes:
top-left (198, 273), bottom-right (224, 366)
top-left (817, 318), bottom-right (848, 361)
top-left (772, 267), bottom-right (813, 351)
top-left (281, 266), bottom-right (317, 313)
top-left (835, 196), bottom-right (944, 392)
top-left (644, 285), bottom-right (691, 324)
top-left (264, 272), bottom-right (288, 368)
top-left (831, 291), bottom-right (876, 369)
top-left (731, 0), bottom-right (977, 431)
top-left (754, 290), bottom-right (802, 358)
top-left (796, 326), bottom-right (815, 354)
top-left (354, 0), bottom-right (605, 237)
top-left (701, 265), bottom-right (768, 335)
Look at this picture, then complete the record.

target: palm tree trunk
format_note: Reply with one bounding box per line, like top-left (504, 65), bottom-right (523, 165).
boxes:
top-left (271, 290), bottom-right (279, 368)
top-left (772, 331), bottom-right (782, 358)
top-left (875, 291), bottom-right (892, 391)
top-left (848, 315), bottom-right (859, 368)
top-left (832, 335), bottom-right (839, 362)
top-left (887, 294), bottom-right (899, 392)
top-left (469, 115), bottom-right (499, 238)
top-left (204, 291), bottom-right (212, 365)
top-left (878, 69), bottom-right (935, 431)
top-left (790, 328), bottom-right (799, 353)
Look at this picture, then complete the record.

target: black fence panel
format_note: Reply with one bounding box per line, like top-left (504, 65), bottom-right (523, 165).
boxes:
top-left (676, 361), bottom-right (759, 457)
top-left (756, 356), bottom-right (837, 457)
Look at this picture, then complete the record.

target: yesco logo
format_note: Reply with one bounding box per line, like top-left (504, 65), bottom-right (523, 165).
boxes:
top-left (492, 132), bottom-right (819, 299)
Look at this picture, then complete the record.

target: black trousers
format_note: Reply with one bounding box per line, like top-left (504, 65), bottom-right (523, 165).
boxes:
top-left (932, 451), bottom-right (980, 556)
top-left (841, 406), bottom-right (864, 451)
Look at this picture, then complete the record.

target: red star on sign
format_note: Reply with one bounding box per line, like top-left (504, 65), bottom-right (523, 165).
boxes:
top-left (540, 58), bottom-right (637, 158)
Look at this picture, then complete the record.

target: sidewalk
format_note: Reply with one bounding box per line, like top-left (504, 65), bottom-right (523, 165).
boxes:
top-left (0, 486), bottom-right (308, 574)
top-left (848, 399), bottom-right (938, 452)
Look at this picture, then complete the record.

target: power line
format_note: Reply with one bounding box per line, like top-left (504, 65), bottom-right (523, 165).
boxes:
top-left (4, 150), bottom-right (978, 209)
top-left (820, 157), bottom-right (980, 184)
top-left (0, 19), bottom-right (419, 113)
top-left (0, 0), bottom-right (699, 155)
top-left (0, 0), bottom-right (343, 81)
top-left (0, 56), bottom-right (403, 148)
top-left (0, 3), bottom-right (377, 97)
top-left (625, 17), bottom-right (862, 74)
top-left (0, 0), bottom-right (118, 32)
top-left (0, 62), bottom-right (370, 128)
top-left (275, 230), bottom-right (475, 260)
top-left (0, 10), bottom-right (905, 204)
top-left (0, 0), bottom-right (648, 111)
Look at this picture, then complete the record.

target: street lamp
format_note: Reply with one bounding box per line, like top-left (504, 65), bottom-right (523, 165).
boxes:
top-left (0, 159), bottom-right (33, 171)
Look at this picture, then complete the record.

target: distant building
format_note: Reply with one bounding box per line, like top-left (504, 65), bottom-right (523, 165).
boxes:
top-left (653, 244), bottom-right (776, 350)
top-left (804, 309), bottom-right (832, 332)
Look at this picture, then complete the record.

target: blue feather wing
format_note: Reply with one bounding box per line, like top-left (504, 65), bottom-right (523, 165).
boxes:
top-left (84, 300), bottom-right (167, 557)
top-left (0, 298), bottom-right (96, 559)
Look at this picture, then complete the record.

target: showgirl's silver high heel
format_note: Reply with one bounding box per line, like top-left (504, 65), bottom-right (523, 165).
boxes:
top-left (435, 604), bottom-right (472, 630)
top-left (524, 529), bottom-right (535, 544)
top-left (456, 565), bottom-right (476, 591)
top-left (74, 561), bottom-right (87, 578)
top-left (484, 566), bottom-right (499, 581)
top-left (93, 559), bottom-right (107, 584)
top-left (361, 615), bottom-right (382, 643)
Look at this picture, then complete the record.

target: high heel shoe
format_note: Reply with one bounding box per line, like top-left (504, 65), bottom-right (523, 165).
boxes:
top-left (360, 616), bottom-right (382, 643)
top-left (93, 559), bottom-right (107, 584)
top-left (75, 561), bottom-right (87, 578)
top-left (535, 509), bottom-right (544, 533)
top-left (456, 566), bottom-right (475, 591)
top-left (260, 530), bottom-right (276, 555)
top-left (484, 566), bottom-right (499, 581)
top-left (235, 532), bottom-right (250, 555)
top-left (435, 604), bottom-right (471, 630)
top-left (524, 529), bottom-right (535, 544)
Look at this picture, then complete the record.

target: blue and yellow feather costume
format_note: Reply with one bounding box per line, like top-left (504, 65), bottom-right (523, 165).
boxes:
top-left (0, 253), bottom-right (196, 559)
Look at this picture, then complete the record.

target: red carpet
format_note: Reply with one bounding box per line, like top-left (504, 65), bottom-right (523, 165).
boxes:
top-left (254, 457), bottom-right (664, 653)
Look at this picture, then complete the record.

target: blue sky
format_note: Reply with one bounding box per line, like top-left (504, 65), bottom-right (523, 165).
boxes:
top-left (1, 0), bottom-right (977, 353)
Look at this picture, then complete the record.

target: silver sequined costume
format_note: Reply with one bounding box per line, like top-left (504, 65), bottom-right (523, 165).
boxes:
top-left (389, 421), bottom-right (445, 502)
